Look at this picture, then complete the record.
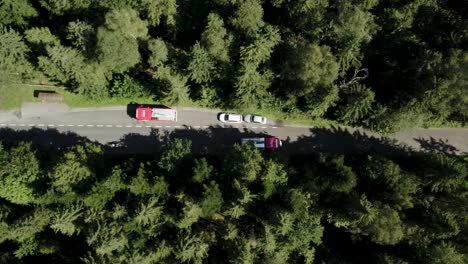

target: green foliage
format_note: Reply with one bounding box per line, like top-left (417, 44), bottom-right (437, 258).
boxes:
top-left (282, 43), bottom-right (339, 98)
top-left (367, 101), bottom-right (433, 134)
top-left (140, 0), bottom-right (177, 26)
top-left (0, 142), bottom-right (40, 205)
top-left (331, 1), bottom-right (377, 71)
top-left (306, 155), bottom-right (357, 194)
top-left (48, 143), bottom-right (102, 193)
top-left (66, 20), bottom-right (94, 53)
top-left (225, 143), bottom-right (263, 183)
top-left (200, 181), bottom-right (224, 216)
top-left (103, 9), bottom-right (148, 40)
top-left (361, 156), bottom-right (420, 210)
top-left (96, 27), bottom-right (141, 74)
top-left (201, 13), bottom-right (231, 62)
top-left (0, 27), bottom-right (33, 74)
top-left (188, 42), bottom-right (217, 84)
top-left (230, 0), bottom-right (265, 36)
top-left (278, 0), bottom-right (329, 40)
top-left (24, 27), bottom-right (60, 46)
top-left (134, 196), bottom-right (164, 226)
top-left (336, 84), bottom-right (375, 125)
top-left (423, 241), bottom-right (466, 264)
top-left (109, 74), bottom-right (148, 98)
top-left (156, 66), bottom-right (191, 105)
top-left (261, 159), bottom-right (288, 199)
top-left (158, 139), bottom-right (192, 172)
top-left (147, 38), bottom-right (169, 68)
top-left (192, 158), bottom-right (213, 183)
top-left (38, 44), bottom-right (86, 84)
top-left (0, 0), bottom-right (37, 27)
top-left (84, 168), bottom-right (124, 209)
top-left (39, 0), bottom-right (92, 15)
top-left (234, 25), bottom-right (281, 108)
top-left (176, 231), bottom-right (210, 263)
top-left (279, 41), bottom-right (339, 116)
top-left (50, 204), bottom-right (83, 236)
top-left (177, 197), bottom-right (203, 229)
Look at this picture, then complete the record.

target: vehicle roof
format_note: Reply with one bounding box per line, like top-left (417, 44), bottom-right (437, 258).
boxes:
top-left (252, 115), bottom-right (264, 122)
top-left (226, 113), bottom-right (242, 121)
top-left (136, 107), bottom-right (177, 121)
top-left (241, 137), bottom-right (281, 150)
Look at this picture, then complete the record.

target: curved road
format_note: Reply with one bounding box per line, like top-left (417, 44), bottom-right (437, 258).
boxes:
top-left (0, 103), bottom-right (466, 155)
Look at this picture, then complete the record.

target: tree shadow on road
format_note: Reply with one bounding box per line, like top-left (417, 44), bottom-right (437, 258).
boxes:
top-left (1, 125), bottom-right (461, 157)
top-left (414, 137), bottom-right (460, 155)
top-left (282, 126), bottom-right (415, 156)
top-left (0, 127), bottom-right (89, 149)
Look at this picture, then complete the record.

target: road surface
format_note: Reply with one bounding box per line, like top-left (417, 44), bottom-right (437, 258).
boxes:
top-left (0, 103), bottom-right (466, 155)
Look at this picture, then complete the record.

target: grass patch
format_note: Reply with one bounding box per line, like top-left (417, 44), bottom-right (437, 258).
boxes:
top-left (63, 91), bottom-right (156, 108)
top-left (0, 83), bottom-right (55, 110)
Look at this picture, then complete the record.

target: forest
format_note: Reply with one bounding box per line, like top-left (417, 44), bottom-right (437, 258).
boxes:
top-left (0, 0), bottom-right (466, 131)
top-left (0, 134), bottom-right (466, 263)
top-left (0, 0), bottom-right (467, 263)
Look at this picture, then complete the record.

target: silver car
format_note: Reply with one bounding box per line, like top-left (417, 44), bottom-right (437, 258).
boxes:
top-left (218, 112), bottom-right (243, 123)
top-left (243, 114), bottom-right (267, 124)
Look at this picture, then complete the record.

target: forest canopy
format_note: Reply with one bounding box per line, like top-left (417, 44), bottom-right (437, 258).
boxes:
top-left (0, 0), bottom-right (466, 132)
top-left (0, 137), bottom-right (466, 263)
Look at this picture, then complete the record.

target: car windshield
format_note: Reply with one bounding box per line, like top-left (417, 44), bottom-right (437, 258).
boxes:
top-left (224, 115), bottom-right (229, 121)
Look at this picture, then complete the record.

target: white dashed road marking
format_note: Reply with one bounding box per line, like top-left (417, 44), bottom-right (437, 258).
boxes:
top-left (0, 123), bottom-right (278, 130)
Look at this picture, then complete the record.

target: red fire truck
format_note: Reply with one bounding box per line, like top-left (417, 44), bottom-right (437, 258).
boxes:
top-left (135, 106), bottom-right (177, 121)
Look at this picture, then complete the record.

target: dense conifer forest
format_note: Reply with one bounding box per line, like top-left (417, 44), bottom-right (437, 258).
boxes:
top-left (0, 0), bottom-right (467, 263)
top-left (0, 137), bottom-right (466, 263)
top-left (0, 0), bottom-right (466, 131)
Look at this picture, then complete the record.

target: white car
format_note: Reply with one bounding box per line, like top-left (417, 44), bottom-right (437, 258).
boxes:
top-left (243, 114), bottom-right (267, 124)
top-left (218, 112), bottom-right (243, 123)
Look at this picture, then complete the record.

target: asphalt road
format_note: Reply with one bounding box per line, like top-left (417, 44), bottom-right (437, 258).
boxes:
top-left (0, 103), bottom-right (466, 155)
